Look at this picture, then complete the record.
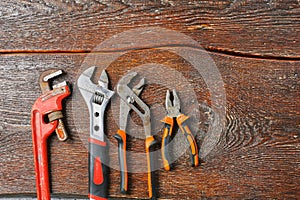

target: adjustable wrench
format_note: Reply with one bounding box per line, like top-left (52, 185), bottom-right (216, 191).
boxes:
top-left (31, 69), bottom-right (71, 200)
top-left (77, 67), bottom-right (114, 200)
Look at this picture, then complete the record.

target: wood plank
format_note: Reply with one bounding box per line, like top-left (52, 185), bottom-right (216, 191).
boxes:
top-left (0, 50), bottom-right (299, 199)
top-left (0, 0), bottom-right (299, 57)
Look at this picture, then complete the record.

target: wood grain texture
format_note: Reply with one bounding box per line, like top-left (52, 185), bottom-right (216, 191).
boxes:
top-left (0, 50), bottom-right (299, 199)
top-left (0, 0), bottom-right (299, 57)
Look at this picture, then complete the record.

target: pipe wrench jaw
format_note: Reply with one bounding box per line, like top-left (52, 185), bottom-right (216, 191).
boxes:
top-left (38, 69), bottom-right (71, 141)
top-left (31, 85), bottom-right (70, 144)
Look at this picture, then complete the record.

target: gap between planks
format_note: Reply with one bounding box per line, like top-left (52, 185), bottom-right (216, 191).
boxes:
top-left (0, 45), bottom-right (300, 61)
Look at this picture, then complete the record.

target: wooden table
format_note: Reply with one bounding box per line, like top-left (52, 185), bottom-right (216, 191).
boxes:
top-left (0, 0), bottom-right (299, 199)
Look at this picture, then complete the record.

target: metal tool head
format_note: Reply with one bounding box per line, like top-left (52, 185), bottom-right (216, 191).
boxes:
top-left (165, 89), bottom-right (181, 117)
top-left (38, 69), bottom-right (70, 142)
top-left (98, 70), bottom-right (109, 88)
top-left (118, 71), bottom-right (138, 86)
top-left (119, 76), bottom-right (145, 131)
top-left (77, 67), bottom-right (114, 107)
top-left (77, 66), bottom-right (114, 141)
top-left (117, 72), bottom-right (151, 137)
top-left (39, 69), bottom-right (66, 92)
top-left (132, 78), bottom-right (145, 96)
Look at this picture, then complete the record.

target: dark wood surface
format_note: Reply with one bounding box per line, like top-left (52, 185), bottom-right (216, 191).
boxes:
top-left (0, 0), bottom-right (299, 58)
top-left (0, 0), bottom-right (299, 199)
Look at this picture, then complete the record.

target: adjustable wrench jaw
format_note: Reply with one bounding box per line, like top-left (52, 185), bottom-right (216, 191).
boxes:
top-left (77, 67), bottom-right (114, 140)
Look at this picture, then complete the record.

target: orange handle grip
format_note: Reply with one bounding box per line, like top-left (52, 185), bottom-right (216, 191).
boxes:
top-left (177, 114), bottom-right (199, 167)
top-left (161, 116), bottom-right (174, 171)
top-left (145, 136), bottom-right (157, 199)
top-left (182, 125), bottom-right (199, 167)
top-left (161, 125), bottom-right (172, 171)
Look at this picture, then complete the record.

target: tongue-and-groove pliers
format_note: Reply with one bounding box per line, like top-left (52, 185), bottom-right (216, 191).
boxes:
top-left (116, 72), bottom-right (157, 199)
top-left (114, 73), bottom-right (145, 194)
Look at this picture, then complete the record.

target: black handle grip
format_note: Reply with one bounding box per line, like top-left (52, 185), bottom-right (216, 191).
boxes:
top-left (114, 130), bottom-right (128, 194)
top-left (161, 124), bottom-right (172, 171)
top-left (88, 138), bottom-right (108, 200)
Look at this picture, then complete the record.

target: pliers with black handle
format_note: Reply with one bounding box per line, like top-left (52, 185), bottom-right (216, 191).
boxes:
top-left (161, 89), bottom-right (199, 171)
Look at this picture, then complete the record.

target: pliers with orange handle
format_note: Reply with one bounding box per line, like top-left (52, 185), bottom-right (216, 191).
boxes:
top-left (116, 72), bottom-right (157, 199)
top-left (161, 89), bottom-right (199, 171)
top-left (114, 73), bottom-right (145, 194)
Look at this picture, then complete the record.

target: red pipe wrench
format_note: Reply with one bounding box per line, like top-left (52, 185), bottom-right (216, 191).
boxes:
top-left (31, 69), bottom-right (71, 200)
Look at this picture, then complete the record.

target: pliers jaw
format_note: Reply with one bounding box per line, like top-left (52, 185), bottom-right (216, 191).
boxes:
top-left (165, 89), bottom-right (181, 118)
top-left (117, 72), bottom-right (150, 136)
top-left (118, 74), bottom-right (145, 131)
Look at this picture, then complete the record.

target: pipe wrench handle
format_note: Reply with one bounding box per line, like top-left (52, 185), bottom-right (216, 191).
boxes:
top-left (88, 138), bottom-right (109, 200)
top-left (31, 110), bottom-right (58, 200)
top-left (114, 130), bottom-right (128, 194)
top-left (31, 85), bottom-right (70, 200)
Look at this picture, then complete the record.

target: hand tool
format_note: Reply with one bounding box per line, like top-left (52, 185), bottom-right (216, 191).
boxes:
top-left (161, 89), bottom-right (199, 171)
top-left (77, 66), bottom-right (114, 200)
top-left (114, 75), bottom-right (145, 194)
top-left (31, 69), bottom-right (71, 200)
top-left (39, 69), bottom-right (69, 141)
top-left (117, 72), bottom-right (157, 199)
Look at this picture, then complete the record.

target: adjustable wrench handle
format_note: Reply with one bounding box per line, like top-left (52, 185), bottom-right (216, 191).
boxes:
top-left (88, 138), bottom-right (109, 200)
